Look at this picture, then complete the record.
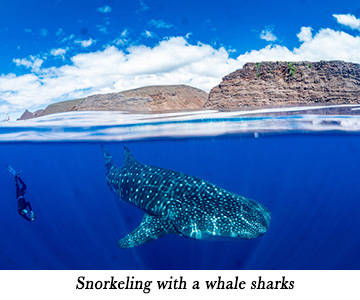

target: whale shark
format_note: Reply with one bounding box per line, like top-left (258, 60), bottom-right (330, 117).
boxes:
top-left (102, 146), bottom-right (271, 248)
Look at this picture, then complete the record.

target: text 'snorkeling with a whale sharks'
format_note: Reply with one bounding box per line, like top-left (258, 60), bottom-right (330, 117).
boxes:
top-left (102, 146), bottom-right (271, 248)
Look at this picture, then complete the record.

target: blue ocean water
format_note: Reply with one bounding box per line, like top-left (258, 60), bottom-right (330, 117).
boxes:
top-left (1, 108), bottom-right (360, 270)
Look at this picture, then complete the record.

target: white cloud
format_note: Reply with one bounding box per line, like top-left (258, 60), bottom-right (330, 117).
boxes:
top-left (148, 19), bottom-right (174, 29)
top-left (142, 30), bottom-right (155, 38)
top-left (13, 56), bottom-right (44, 72)
top-left (1, 37), bottom-right (239, 114)
top-left (0, 74), bottom-right (44, 108)
top-left (2, 15), bottom-right (360, 116)
top-left (259, 27), bottom-right (277, 42)
top-left (112, 30), bottom-right (131, 46)
top-left (121, 29), bottom-right (129, 37)
top-left (62, 34), bottom-right (76, 43)
top-left (236, 45), bottom-right (296, 64)
top-left (97, 5), bottom-right (112, 13)
top-left (51, 48), bottom-right (68, 59)
top-left (333, 14), bottom-right (360, 31)
top-left (238, 26), bottom-right (360, 63)
top-left (97, 25), bottom-right (108, 34)
top-left (56, 28), bottom-right (76, 43)
top-left (56, 28), bottom-right (64, 37)
top-left (75, 39), bottom-right (96, 48)
top-left (113, 38), bottom-right (129, 47)
top-left (136, 0), bottom-right (149, 14)
top-left (293, 28), bottom-right (360, 61)
top-left (40, 28), bottom-right (48, 37)
top-left (297, 26), bottom-right (313, 42)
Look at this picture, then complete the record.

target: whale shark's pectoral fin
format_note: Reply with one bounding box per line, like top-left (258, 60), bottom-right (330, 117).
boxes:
top-left (118, 214), bottom-right (176, 248)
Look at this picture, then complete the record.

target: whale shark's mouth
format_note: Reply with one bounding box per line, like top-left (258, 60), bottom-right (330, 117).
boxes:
top-left (240, 207), bottom-right (271, 238)
top-left (264, 210), bottom-right (271, 227)
top-left (256, 208), bottom-right (271, 235)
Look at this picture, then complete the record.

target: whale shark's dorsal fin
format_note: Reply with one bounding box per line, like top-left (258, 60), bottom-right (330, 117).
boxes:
top-left (124, 146), bottom-right (137, 167)
top-left (101, 145), bottom-right (116, 171)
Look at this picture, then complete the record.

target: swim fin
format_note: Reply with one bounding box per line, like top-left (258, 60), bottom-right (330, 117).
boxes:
top-left (7, 165), bottom-right (22, 176)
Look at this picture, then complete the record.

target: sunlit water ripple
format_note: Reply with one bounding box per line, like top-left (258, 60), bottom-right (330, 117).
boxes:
top-left (1, 104), bottom-right (360, 141)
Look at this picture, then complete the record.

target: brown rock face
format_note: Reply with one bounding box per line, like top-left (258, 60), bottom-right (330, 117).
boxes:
top-left (120, 85), bottom-right (207, 111)
top-left (43, 99), bottom-right (82, 116)
top-left (17, 109), bottom-right (45, 120)
top-left (19, 85), bottom-right (208, 120)
top-left (205, 61), bottom-right (360, 109)
top-left (76, 85), bottom-right (207, 112)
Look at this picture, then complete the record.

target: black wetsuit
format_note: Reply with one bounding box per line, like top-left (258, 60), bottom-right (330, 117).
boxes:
top-left (15, 176), bottom-right (34, 222)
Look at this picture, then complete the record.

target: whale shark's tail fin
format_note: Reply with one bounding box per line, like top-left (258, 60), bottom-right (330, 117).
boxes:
top-left (124, 146), bottom-right (137, 167)
top-left (101, 145), bottom-right (115, 172)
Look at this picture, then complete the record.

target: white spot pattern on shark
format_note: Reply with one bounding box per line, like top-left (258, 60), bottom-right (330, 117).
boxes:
top-left (102, 146), bottom-right (271, 248)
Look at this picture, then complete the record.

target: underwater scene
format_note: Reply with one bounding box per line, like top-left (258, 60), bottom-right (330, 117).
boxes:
top-left (1, 107), bottom-right (360, 270)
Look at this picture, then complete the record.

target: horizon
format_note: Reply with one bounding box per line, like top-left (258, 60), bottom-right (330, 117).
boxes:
top-left (1, 0), bottom-right (360, 120)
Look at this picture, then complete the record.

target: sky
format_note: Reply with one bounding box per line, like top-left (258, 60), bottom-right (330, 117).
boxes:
top-left (0, 0), bottom-right (360, 119)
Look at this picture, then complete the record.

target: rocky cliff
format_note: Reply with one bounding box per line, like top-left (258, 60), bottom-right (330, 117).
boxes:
top-left (19, 61), bottom-right (360, 120)
top-left (19, 109), bottom-right (45, 120)
top-left (205, 61), bottom-right (360, 109)
top-left (76, 85), bottom-right (207, 112)
top-left (19, 85), bottom-right (207, 120)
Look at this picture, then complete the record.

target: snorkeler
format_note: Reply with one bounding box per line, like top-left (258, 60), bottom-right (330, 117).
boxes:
top-left (7, 165), bottom-right (35, 222)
